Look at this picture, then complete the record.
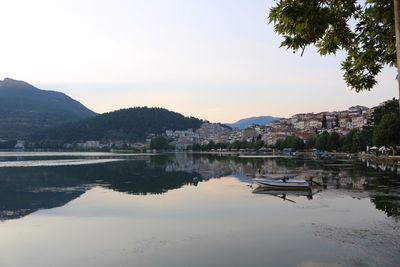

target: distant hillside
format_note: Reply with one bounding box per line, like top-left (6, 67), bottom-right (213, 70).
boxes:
top-left (0, 78), bottom-right (96, 139)
top-left (32, 107), bottom-right (204, 142)
top-left (226, 116), bottom-right (280, 129)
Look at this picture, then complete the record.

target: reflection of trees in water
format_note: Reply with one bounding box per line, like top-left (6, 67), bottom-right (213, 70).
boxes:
top-left (0, 165), bottom-right (91, 221)
top-left (364, 174), bottom-right (400, 220)
top-left (271, 157), bottom-right (400, 219)
top-left (0, 159), bottom-right (200, 221)
top-left (370, 194), bottom-right (400, 220)
top-left (0, 154), bottom-right (398, 221)
top-left (0, 190), bottom-right (85, 221)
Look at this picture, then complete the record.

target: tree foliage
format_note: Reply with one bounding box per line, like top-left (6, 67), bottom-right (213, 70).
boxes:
top-left (326, 132), bottom-right (341, 151)
top-left (305, 136), bottom-right (316, 149)
top-left (315, 132), bottom-right (329, 150)
top-left (342, 129), bottom-right (369, 152)
top-left (269, 0), bottom-right (395, 91)
top-left (367, 98), bottom-right (399, 127)
top-left (275, 135), bottom-right (305, 150)
top-left (373, 113), bottom-right (400, 147)
top-left (150, 136), bottom-right (171, 150)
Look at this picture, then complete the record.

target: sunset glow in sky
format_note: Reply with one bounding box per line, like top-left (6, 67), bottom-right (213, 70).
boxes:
top-left (0, 0), bottom-right (397, 122)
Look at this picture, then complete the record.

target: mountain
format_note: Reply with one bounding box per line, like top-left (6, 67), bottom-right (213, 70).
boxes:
top-left (0, 78), bottom-right (96, 139)
top-left (226, 116), bottom-right (280, 129)
top-left (32, 107), bottom-right (204, 142)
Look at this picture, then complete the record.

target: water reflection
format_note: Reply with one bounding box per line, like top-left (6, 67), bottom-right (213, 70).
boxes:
top-left (252, 187), bottom-right (319, 203)
top-left (0, 153), bottom-right (399, 221)
top-left (0, 153), bottom-right (399, 267)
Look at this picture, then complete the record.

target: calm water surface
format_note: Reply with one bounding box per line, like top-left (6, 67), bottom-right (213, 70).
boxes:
top-left (0, 153), bottom-right (399, 267)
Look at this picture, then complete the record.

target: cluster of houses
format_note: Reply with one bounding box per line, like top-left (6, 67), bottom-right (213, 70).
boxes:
top-left (264, 105), bottom-right (371, 146)
top-left (165, 105), bottom-right (372, 149)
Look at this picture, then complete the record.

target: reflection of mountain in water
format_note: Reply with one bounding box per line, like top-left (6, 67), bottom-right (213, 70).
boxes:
top-left (0, 154), bottom-right (399, 221)
top-left (0, 158), bottom-right (196, 221)
top-left (0, 167), bottom-right (89, 220)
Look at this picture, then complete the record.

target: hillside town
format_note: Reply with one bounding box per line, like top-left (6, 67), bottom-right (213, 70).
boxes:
top-left (165, 104), bottom-right (373, 150)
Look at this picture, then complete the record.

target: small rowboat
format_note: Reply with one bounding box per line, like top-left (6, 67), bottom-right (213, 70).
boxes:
top-left (254, 177), bottom-right (310, 189)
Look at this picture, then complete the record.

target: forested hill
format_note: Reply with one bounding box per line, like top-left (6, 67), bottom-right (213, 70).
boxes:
top-left (0, 78), bottom-right (96, 139)
top-left (31, 107), bottom-right (204, 142)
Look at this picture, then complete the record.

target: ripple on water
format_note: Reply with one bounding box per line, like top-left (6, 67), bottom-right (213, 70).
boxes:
top-left (311, 221), bottom-right (400, 267)
top-left (0, 158), bottom-right (125, 168)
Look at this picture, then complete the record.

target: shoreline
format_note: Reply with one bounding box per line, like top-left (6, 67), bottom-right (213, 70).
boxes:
top-left (360, 153), bottom-right (400, 165)
top-left (0, 150), bottom-right (399, 165)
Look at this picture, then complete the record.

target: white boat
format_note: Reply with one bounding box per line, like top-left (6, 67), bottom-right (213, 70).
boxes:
top-left (254, 177), bottom-right (310, 189)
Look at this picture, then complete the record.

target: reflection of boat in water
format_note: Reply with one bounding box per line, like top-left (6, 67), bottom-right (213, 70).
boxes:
top-left (254, 177), bottom-right (310, 189)
top-left (253, 187), bottom-right (310, 196)
top-left (252, 186), bottom-right (322, 202)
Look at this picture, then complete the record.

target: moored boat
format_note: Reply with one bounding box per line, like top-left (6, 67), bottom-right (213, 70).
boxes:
top-left (253, 177), bottom-right (310, 189)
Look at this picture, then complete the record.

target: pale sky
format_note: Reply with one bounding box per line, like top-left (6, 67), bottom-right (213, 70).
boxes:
top-left (0, 0), bottom-right (397, 123)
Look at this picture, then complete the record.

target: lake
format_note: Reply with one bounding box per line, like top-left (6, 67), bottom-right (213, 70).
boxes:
top-left (0, 152), bottom-right (399, 267)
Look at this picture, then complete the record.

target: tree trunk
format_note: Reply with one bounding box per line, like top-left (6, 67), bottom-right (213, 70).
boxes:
top-left (394, 0), bottom-right (400, 110)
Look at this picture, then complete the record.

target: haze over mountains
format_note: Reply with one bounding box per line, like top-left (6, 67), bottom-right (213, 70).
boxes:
top-left (226, 116), bottom-right (280, 129)
top-left (0, 78), bottom-right (96, 139)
